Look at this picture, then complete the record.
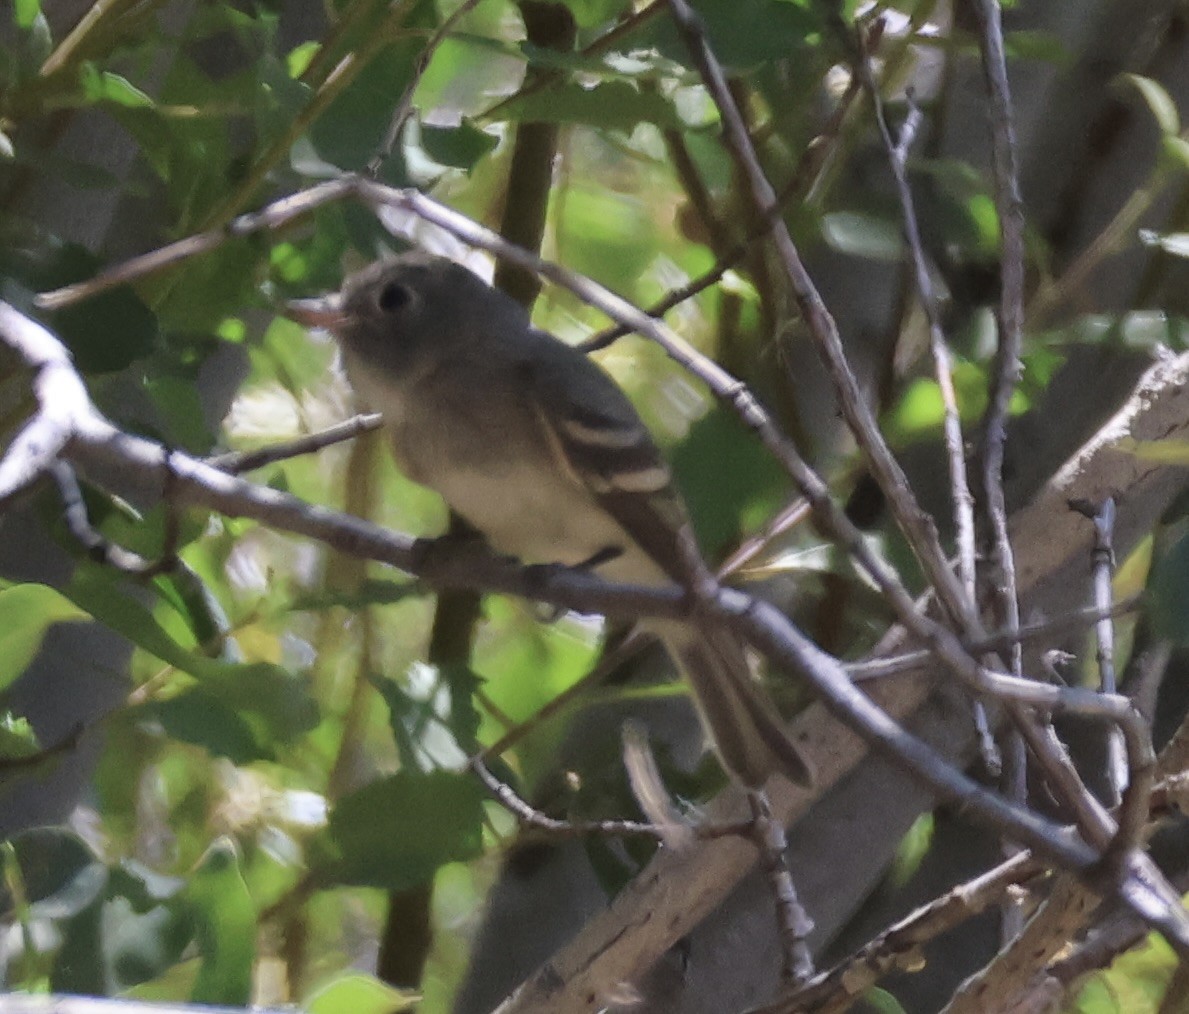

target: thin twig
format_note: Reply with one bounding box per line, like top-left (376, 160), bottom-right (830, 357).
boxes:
top-left (970, 0), bottom-right (1026, 685)
top-left (471, 756), bottom-right (749, 842)
top-left (366, 0), bottom-right (486, 178)
top-left (206, 413), bottom-right (383, 474)
top-left (847, 597), bottom-right (1143, 684)
top-left (854, 31), bottom-right (991, 767)
top-left (36, 177), bottom-right (358, 311)
top-left (759, 851), bottom-right (1047, 1013)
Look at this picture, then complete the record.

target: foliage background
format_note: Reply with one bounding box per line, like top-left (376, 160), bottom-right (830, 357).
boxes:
top-left (2, 0), bottom-right (1189, 1012)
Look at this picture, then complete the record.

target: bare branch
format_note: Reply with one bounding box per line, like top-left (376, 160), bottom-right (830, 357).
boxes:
top-left (206, 413), bottom-right (383, 474)
top-left (663, 0), bottom-right (974, 634)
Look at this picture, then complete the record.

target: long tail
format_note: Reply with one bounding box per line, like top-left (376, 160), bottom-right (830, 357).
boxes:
top-left (655, 620), bottom-right (813, 788)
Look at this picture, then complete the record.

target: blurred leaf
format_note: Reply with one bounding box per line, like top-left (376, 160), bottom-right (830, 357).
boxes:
top-left (1120, 73), bottom-right (1180, 135)
top-left (143, 690), bottom-right (272, 763)
top-left (79, 64), bottom-right (154, 108)
top-left (1035, 309), bottom-right (1189, 351)
top-left (646, 0), bottom-right (819, 69)
top-left (1004, 30), bottom-right (1068, 64)
top-left (318, 771), bottom-right (485, 889)
top-left (0, 582), bottom-right (88, 692)
top-left (288, 578), bottom-right (422, 612)
top-left (252, 315), bottom-right (335, 394)
top-left (888, 813), bottom-right (934, 888)
top-left (5, 828), bottom-right (107, 921)
top-left (501, 81), bottom-right (682, 130)
top-left (1071, 931), bottom-right (1176, 1012)
top-left (306, 973), bottom-right (419, 1014)
top-left (144, 374), bottom-right (215, 453)
top-left (1161, 134), bottom-right (1189, 171)
top-left (821, 210), bottom-right (904, 262)
top-left (1117, 437), bottom-right (1189, 465)
top-left (0, 240), bottom-right (157, 373)
top-left (309, 37), bottom-right (424, 176)
top-left (184, 839), bottom-right (255, 1006)
top-left (1150, 530), bottom-right (1189, 645)
top-left (65, 566), bottom-right (318, 742)
top-left (152, 239), bottom-right (267, 335)
top-left (53, 888), bottom-right (191, 996)
top-left (420, 120), bottom-right (497, 170)
top-left (861, 988), bottom-right (910, 1014)
top-left (554, 186), bottom-right (656, 294)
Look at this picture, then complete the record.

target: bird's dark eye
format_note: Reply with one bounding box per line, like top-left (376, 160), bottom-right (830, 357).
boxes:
top-left (377, 281), bottom-right (411, 313)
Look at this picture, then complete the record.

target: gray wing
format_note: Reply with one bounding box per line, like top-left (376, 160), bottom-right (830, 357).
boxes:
top-left (523, 336), bottom-right (700, 585)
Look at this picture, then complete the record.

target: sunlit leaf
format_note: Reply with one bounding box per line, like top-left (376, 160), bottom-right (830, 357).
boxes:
top-left (0, 583), bottom-right (88, 692)
top-left (14, 0), bottom-right (40, 29)
top-left (306, 973), bottom-right (418, 1014)
top-left (184, 840), bottom-right (255, 1006)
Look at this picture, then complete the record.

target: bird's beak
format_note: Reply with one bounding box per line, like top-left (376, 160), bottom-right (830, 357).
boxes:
top-left (283, 294), bottom-right (347, 332)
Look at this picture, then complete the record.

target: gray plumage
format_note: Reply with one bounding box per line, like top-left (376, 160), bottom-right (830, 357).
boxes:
top-left (291, 251), bottom-right (812, 788)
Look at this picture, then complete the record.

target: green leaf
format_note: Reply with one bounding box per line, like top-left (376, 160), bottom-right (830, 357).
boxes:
top-left (309, 38), bottom-right (423, 175)
top-left (499, 81), bottom-right (682, 130)
top-left (420, 121), bottom-right (497, 171)
top-left (646, 0), bottom-right (819, 70)
top-left (306, 973), bottom-right (418, 1014)
top-left (79, 64), bottom-right (154, 108)
top-left (1161, 134), bottom-right (1189, 171)
top-left (0, 712), bottom-right (40, 759)
top-left (65, 567), bottom-right (319, 743)
top-left (672, 408), bottom-right (790, 560)
top-left (0, 583), bottom-right (88, 692)
top-left (1004, 30), bottom-right (1068, 64)
top-left (551, 185), bottom-right (656, 294)
top-left (144, 690), bottom-right (272, 763)
top-left (184, 839), bottom-right (255, 1006)
top-left (287, 578), bottom-right (422, 612)
top-left (144, 373), bottom-right (214, 453)
top-left (861, 988), bottom-right (910, 1014)
top-left (6, 242), bottom-right (158, 373)
top-left (318, 771), bottom-right (485, 889)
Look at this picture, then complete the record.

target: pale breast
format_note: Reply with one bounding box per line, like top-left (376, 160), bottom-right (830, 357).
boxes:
top-left (345, 355), bottom-right (666, 584)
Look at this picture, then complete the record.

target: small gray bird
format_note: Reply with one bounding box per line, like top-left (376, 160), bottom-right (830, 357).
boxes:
top-left (288, 251), bottom-right (811, 789)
